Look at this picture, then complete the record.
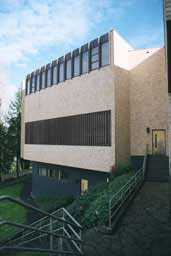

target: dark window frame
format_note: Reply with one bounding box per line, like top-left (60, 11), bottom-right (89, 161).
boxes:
top-left (52, 60), bottom-right (58, 85)
top-left (81, 43), bottom-right (89, 75)
top-left (26, 75), bottom-right (31, 95)
top-left (35, 69), bottom-right (40, 92)
top-left (100, 33), bottom-right (109, 67)
top-left (73, 48), bottom-right (80, 77)
top-left (31, 72), bottom-right (35, 94)
top-left (46, 63), bottom-right (51, 87)
top-left (65, 52), bottom-right (72, 80)
top-left (40, 66), bottom-right (46, 90)
top-left (90, 38), bottom-right (99, 71)
top-left (58, 56), bottom-right (65, 83)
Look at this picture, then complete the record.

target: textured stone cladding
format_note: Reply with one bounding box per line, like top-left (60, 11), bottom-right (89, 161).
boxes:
top-left (114, 66), bottom-right (130, 163)
top-left (129, 48), bottom-right (168, 156)
top-left (23, 66), bottom-right (115, 172)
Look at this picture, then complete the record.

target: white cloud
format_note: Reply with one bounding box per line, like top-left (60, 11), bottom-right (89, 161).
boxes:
top-left (0, 0), bottom-right (136, 66)
top-left (0, 0), bottom-right (140, 114)
top-left (0, 64), bottom-right (17, 118)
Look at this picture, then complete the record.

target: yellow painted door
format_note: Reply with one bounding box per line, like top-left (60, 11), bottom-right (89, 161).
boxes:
top-left (81, 179), bottom-right (88, 195)
top-left (152, 130), bottom-right (166, 155)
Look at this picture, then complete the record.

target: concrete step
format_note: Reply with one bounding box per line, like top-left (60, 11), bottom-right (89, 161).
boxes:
top-left (145, 176), bottom-right (169, 182)
top-left (147, 165), bottom-right (169, 170)
top-left (147, 169), bottom-right (169, 175)
top-left (146, 155), bottom-right (169, 182)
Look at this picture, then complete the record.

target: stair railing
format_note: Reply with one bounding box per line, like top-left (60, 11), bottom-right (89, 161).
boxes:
top-left (0, 195), bottom-right (83, 255)
top-left (108, 155), bottom-right (147, 229)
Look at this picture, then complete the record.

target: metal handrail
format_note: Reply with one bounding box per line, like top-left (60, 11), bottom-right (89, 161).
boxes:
top-left (6, 207), bottom-right (76, 246)
top-left (108, 155), bottom-right (147, 229)
top-left (0, 195), bottom-right (83, 255)
top-left (110, 168), bottom-right (143, 203)
top-left (0, 195), bottom-right (82, 229)
top-left (0, 220), bottom-right (82, 243)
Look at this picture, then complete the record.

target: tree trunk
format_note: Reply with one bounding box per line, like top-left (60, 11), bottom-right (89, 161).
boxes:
top-left (16, 156), bottom-right (19, 178)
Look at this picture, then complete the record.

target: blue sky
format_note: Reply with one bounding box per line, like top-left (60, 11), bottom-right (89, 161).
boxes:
top-left (0, 0), bottom-right (164, 113)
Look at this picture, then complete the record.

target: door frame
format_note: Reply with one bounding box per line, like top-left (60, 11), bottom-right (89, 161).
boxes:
top-left (152, 129), bottom-right (166, 155)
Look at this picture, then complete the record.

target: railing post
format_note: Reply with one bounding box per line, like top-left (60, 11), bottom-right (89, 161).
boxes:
top-left (108, 199), bottom-right (112, 229)
top-left (58, 210), bottom-right (64, 256)
top-left (49, 217), bottom-right (53, 256)
top-left (79, 228), bottom-right (82, 254)
top-left (134, 173), bottom-right (137, 185)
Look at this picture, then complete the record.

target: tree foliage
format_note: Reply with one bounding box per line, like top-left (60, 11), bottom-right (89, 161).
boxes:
top-left (0, 89), bottom-right (28, 180)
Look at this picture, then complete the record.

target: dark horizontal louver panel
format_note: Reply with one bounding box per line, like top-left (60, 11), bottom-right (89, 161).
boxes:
top-left (25, 110), bottom-right (111, 146)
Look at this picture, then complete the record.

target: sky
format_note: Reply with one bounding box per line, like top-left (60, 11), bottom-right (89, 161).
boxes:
top-left (0, 0), bottom-right (164, 115)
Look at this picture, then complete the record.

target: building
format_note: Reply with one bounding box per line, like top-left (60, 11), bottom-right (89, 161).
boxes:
top-left (20, 30), bottom-right (168, 197)
top-left (164, 0), bottom-right (171, 175)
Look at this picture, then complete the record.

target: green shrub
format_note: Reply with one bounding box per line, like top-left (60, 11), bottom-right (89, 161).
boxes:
top-left (37, 196), bottom-right (74, 212)
top-left (82, 173), bottom-right (133, 228)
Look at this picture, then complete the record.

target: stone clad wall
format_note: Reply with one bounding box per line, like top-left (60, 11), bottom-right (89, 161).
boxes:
top-left (129, 47), bottom-right (168, 156)
top-left (23, 66), bottom-right (115, 172)
top-left (114, 66), bottom-right (130, 163)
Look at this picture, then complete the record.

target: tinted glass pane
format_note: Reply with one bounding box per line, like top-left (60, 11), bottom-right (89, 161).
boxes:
top-left (27, 79), bottom-right (30, 95)
top-left (74, 55), bottom-right (80, 77)
top-left (101, 42), bottom-right (109, 66)
top-left (91, 62), bottom-right (99, 70)
top-left (31, 77), bottom-right (35, 93)
top-left (53, 66), bottom-right (57, 85)
top-left (82, 51), bottom-right (88, 74)
top-left (42, 71), bottom-right (46, 88)
top-left (59, 63), bottom-right (64, 82)
top-left (66, 59), bottom-right (71, 80)
top-left (47, 69), bottom-right (51, 87)
top-left (36, 74), bottom-right (40, 91)
top-left (91, 46), bottom-right (99, 70)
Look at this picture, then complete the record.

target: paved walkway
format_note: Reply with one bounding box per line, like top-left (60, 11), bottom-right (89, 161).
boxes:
top-left (83, 182), bottom-right (171, 256)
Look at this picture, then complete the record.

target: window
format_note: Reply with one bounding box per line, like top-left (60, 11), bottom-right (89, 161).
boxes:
top-left (26, 77), bottom-right (30, 95)
top-left (65, 53), bottom-right (72, 80)
top-left (90, 39), bottom-right (99, 70)
top-left (81, 179), bottom-right (88, 195)
top-left (81, 44), bottom-right (89, 74)
top-left (58, 169), bottom-right (62, 181)
top-left (36, 72), bottom-right (40, 91)
top-left (41, 167), bottom-right (46, 176)
top-left (46, 64), bottom-right (51, 87)
top-left (100, 33), bottom-right (109, 67)
top-left (73, 49), bottom-right (80, 77)
top-left (58, 57), bottom-right (64, 83)
top-left (41, 67), bottom-right (46, 89)
top-left (52, 61), bottom-right (58, 85)
top-left (31, 74), bottom-right (35, 93)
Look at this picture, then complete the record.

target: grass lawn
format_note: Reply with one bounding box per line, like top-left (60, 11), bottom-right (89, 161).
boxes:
top-left (0, 182), bottom-right (27, 241)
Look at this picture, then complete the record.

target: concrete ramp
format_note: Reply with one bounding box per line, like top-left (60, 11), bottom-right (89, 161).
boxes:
top-left (83, 182), bottom-right (171, 256)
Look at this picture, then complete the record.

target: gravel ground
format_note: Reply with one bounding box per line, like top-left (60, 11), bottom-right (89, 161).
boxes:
top-left (83, 182), bottom-right (171, 256)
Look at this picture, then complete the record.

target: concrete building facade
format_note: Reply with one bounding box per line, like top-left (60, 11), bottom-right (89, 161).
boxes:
top-left (21, 30), bottom-right (168, 197)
